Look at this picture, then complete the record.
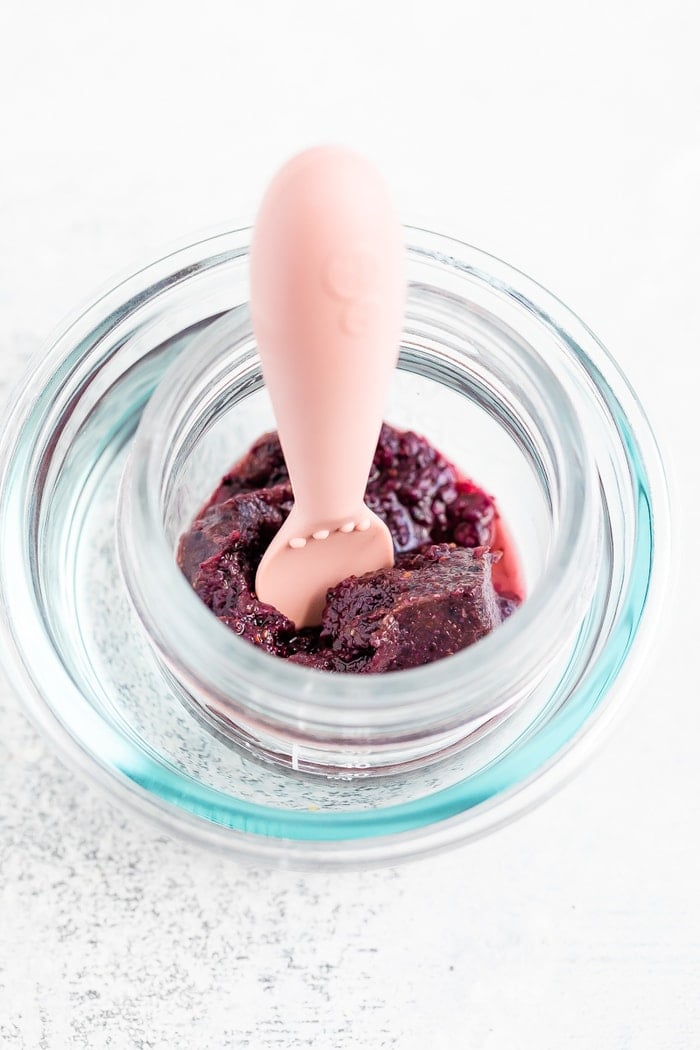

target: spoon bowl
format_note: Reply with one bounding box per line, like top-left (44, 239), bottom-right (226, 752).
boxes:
top-left (256, 505), bottom-right (393, 628)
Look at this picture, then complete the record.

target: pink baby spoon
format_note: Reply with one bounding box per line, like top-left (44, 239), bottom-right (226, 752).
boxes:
top-left (251, 146), bottom-right (406, 628)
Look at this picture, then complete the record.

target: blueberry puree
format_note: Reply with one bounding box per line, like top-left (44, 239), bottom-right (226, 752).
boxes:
top-left (178, 424), bottom-right (523, 673)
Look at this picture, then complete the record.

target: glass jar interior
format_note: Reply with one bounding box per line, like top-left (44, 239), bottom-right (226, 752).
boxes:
top-left (118, 258), bottom-right (598, 776)
top-left (161, 324), bottom-right (553, 597)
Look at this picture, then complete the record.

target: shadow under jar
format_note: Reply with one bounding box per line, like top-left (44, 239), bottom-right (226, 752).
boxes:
top-left (0, 225), bottom-right (666, 868)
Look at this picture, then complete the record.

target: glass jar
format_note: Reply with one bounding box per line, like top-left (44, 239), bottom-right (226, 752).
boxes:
top-left (0, 225), bottom-right (668, 868)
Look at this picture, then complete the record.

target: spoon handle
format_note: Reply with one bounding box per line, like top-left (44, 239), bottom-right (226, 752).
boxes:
top-left (250, 147), bottom-right (405, 531)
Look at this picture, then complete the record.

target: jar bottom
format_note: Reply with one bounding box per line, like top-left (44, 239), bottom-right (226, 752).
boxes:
top-left (161, 660), bottom-right (527, 778)
top-left (72, 442), bottom-right (558, 799)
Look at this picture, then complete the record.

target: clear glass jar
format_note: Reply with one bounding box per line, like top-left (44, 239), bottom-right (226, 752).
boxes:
top-left (0, 225), bottom-right (668, 868)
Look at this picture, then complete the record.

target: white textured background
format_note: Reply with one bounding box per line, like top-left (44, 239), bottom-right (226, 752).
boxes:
top-left (1, 2), bottom-right (699, 1047)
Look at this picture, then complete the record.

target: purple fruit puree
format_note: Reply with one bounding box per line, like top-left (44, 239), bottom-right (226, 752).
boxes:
top-left (178, 424), bottom-right (522, 673)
